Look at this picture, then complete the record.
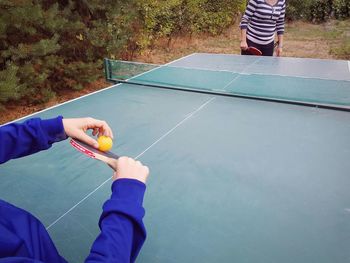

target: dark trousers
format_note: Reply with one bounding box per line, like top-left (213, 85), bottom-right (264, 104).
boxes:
top-left (241, 38), bottom-right (275, 56)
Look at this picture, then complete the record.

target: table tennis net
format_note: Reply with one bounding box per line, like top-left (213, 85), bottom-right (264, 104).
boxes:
top-left (104, 58), bottom-right (350, 110)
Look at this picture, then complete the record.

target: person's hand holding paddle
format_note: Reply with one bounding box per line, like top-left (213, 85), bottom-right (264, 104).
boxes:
top-left (240, 40), bottom-right (248, 51)
top-left (68, 120), bottom-right (149, 192)
top-left (63, 117), bottom-right (114, 148)
top-left (0, 115), bottom-right (150, 262)
top-left (113, 157), bottom-right (149, 184)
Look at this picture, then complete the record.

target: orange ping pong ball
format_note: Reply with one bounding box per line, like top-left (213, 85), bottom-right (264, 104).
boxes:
top-left (97, 136), bottom-right (113, 152)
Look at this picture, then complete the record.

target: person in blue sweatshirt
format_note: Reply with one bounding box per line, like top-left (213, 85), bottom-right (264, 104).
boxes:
top-left (0, 116), bottom-right (149, 263)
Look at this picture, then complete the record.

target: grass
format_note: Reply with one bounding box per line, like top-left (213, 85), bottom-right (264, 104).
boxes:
top-left (330, 38), bottom-right (350, 59)
top-left (328, 20), bottom-right (350, 59)
top-left (284, 19), bottom-right (350, 59)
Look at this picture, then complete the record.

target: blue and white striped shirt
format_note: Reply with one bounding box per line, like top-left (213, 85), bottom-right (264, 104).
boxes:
top-left (240, 0), bottom-right (286, 45)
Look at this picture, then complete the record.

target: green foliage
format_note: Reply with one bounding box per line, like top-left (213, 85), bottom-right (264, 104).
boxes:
top-left (333, 0), bottom-right (350, 19)
top-left (308, 0), bottom-right (333, 22)
top-left (0, 63), bottom-right (20, 104)
top-left (0, 2), bottom-right (63, 105)
top-left (136, 0), bottom-right (244, 49)
top-left (287, 0), bottom-right (350, 22)
top-left (1, 0), bottom-right (246, 109)
top-left (0, 1), bottom-right (134, 107)
top-left (134, 0), bottom-right (247, 53)
top-left (191, 0), bottom-right (242, 34)
top-left (286, 0), bottom-right (309, 21)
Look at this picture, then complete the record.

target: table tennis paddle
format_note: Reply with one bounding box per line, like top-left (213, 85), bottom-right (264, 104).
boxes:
top-left (70, 138), bottom-right (119, 171)
top-left (247, 42), bottom-right (280, 56)
top-left (247, 46), bottom-right (262, 56)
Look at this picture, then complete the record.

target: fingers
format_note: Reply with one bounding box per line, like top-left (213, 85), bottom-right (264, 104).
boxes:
top-left (241, 44), bottom-right (248, 50)
top-left (240, 41), bottom-right (248, 50)
top-left (85, 118), bottom-right (114, 139)
top-left (76, 132), bottom-right (99, 148)
top-left (63, 117), bottom-right (149, 184)
top-left (113, 157), bottom-right (149, 184)
top-left (63, 117), bottom-right (115, 148)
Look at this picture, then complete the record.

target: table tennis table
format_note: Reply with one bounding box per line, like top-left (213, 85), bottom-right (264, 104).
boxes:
top-left (1, 53), bottom-right (350, 263)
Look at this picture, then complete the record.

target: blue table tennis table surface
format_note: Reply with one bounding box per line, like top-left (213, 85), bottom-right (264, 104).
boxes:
top-left (1, 53), bottom-right (350, 263)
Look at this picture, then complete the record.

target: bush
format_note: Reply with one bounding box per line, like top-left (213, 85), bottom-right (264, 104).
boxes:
top-left (286, 0), bottom-right (311, 21)
top-left (135, 0), bottom-right (244, 52)
top-left (308, 0), bottom-right (333, 22)
top-left (0, 1), bottom-right (137, 107)
top-left (287, 0), bottom-right (350, 22)
top-left (333, 0), bottom-right (350, 19)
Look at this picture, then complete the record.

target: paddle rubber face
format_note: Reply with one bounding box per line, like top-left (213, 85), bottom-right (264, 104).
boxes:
top-left (247, 46), bottom-right (262, 56)
top-left (70, 139), bottom-right (119, 171)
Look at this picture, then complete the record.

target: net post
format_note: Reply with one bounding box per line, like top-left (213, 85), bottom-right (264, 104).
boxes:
top-left (103, 58), bottom-right (115, 83)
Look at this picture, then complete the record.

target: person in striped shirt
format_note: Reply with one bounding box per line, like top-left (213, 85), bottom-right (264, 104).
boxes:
top-left (240, 0), bottom-right (286, 56)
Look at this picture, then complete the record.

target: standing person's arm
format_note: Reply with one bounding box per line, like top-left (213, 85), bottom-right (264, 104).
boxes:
top-left (239, 0), bottom-right (257, 50)
top-left (85, 157), bottom-right (149, 263)
top-left (240, 29), bottom-right (248, 50)
top-left (0, 117), bottom-right (113, 164)
top-left (276, 34), bottom-right (284, 56)
top-left (276, 1), bottom-right (286, 56)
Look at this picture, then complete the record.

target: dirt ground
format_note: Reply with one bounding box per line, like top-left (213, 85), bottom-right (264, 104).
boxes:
top-left (1, 20), bottom-right (349, 125)
top-left (0, 80), bottom-right (110, 124)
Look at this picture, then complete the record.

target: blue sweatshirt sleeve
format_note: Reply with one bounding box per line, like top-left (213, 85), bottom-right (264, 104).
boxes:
top-left (0, 199), bottom-right (68, 263)
top-left (85, 179), bottom-right (147, 263)
top-left (0, 116), bottom-right (67, 164)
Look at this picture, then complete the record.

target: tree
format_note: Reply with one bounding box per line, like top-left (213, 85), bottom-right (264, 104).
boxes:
top-left (0, 1), bottom-right (138, 108)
